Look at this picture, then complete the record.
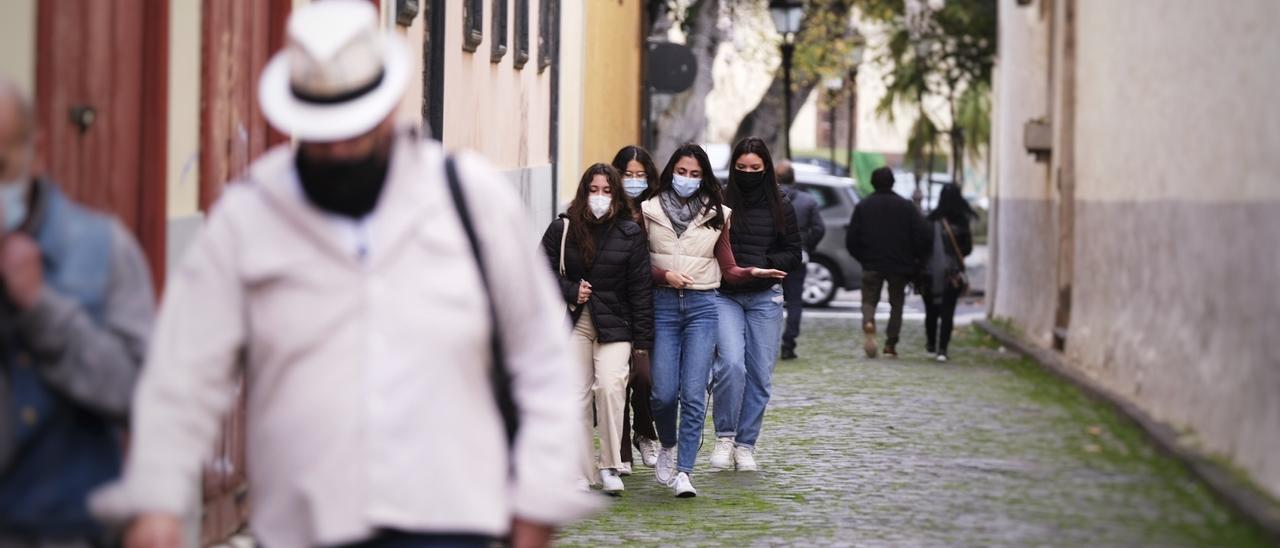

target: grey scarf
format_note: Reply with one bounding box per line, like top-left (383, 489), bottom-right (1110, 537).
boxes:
top-left (659, 190), bottom-right (706, 237)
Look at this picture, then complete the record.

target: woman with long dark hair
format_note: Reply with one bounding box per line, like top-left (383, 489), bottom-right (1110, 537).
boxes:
top-left (610, 145), bottom-right (661, 475)
top-left (641, 143), bottom-right (767, 497)
top-left (708, 137), bottom-right (800, 472)
top-left (921, 183), bottom-right (976, 362)
top-left (540, 163), bottom-right (653, 494)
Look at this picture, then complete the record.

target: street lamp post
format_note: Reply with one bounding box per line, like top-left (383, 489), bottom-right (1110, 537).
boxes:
top-left (770, 0), bottom-right (804, 160)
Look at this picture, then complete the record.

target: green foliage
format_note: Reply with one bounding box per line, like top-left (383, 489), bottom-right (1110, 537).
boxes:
top-left (867, 0), bottom-right (996, 179)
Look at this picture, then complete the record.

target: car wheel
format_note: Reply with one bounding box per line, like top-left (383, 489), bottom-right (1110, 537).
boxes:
top-left (803, 259), bottom-right (839, 308)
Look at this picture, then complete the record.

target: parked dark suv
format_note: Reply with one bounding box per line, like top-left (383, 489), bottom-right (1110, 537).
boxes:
top-left (794, 171), bottom-right (863, 307)
top-left (713, 166), bottom-right (863, 307)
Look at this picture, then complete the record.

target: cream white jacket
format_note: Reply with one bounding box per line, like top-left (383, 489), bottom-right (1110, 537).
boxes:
top-left (92, 133), bottom-right (597, 548)
top-left (642, 197), bottom-right (732, 291)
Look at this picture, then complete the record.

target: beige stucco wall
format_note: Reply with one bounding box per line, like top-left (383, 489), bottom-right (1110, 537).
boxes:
top-left (0, 0), bottom-right (35, 94)
top-left (393, 5), bottom-right (428, 133)
top-left (442, 0), bottom-right (553, 170)
top-left (1065, 0), bottom-right (1280, 497)
top-left (167, 0), bottom-right (203, 219)
top-left (992, 0), bottom-right (1280, 497)
top-left (988, 0), bottom-right (1058, 346)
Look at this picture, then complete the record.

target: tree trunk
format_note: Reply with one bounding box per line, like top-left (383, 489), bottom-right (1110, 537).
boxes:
top-left (648, 0), bottom-right (723, 164)
top-left (732, 73), bottom-right (818, 157)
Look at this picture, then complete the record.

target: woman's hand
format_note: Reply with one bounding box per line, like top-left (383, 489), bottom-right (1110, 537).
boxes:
top-left (576, 280), bottom-right (592, 304)
top-left (664, 271), bottom-right (696, 289)
top-left (750, 267), bottom-right (787, 280)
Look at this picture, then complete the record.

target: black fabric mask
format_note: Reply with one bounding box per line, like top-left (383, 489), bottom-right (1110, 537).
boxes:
top-left (295, 148), bottom-right (391, 219)
top-left (733, 169), bottom-right (769, 205)
top-left (735, 169), bottom-right (766, 189)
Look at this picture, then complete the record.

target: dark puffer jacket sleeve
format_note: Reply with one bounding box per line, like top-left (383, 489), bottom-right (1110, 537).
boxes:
top-left (625, 227), bottom-right (654, 350)
top-left (539, 218), bottom-right (579, 305)
top-left (765, 201), bottom-right (803, 273)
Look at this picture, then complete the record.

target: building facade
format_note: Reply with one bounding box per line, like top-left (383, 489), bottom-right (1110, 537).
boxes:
top-left (0, 0), bottom-right (646, 541)
top-left (989, 0), bottom-right (1280, 497)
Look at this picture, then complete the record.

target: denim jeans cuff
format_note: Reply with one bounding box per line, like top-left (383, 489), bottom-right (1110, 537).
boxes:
top-left (715, 431), bottom-right (736, 439)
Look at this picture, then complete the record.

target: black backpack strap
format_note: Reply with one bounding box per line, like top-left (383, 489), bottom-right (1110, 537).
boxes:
top-left (444, 155), bottom-right (519, 450)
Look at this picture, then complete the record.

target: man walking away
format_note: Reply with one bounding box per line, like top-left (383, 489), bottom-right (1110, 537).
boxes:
top-left (0, 77), bottom-right (155, 546)
top-left (777, 161), bottom-right (825, 360)
top-left (91, 3), bottom-right (595, 547)
top-left (845, 167), bottom-right (929, 359)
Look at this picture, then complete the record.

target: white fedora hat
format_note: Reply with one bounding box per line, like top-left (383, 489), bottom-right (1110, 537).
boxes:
top-left (259, 0), bottom-right (410, 142)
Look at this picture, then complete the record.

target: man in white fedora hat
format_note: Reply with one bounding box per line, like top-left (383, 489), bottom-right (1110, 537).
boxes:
top-left (91, 1), bottom-right (595, 547)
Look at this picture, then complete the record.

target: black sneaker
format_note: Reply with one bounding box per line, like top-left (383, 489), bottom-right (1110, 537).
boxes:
top-left (780, 349), bottom-right (798, 360)
top-left (926, 342), bottom-right (936, 354)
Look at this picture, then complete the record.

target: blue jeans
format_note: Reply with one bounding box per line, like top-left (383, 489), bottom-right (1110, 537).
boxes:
top-left (650, 287), bottom-right (719, 473)
top-left (711, 285), bottom-right (785, 449)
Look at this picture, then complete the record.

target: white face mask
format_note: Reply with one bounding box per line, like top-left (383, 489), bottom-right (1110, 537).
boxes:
top-left (622, 178), bottom-right (648, 198)
top-left (672, 174), bottom-right (701, 198)
top-left (1, 147), bottom-right (32, 232)
top-left (0, 181), bottom-right (29, 233)
top-left (588, 195), bottom-right (611, 219)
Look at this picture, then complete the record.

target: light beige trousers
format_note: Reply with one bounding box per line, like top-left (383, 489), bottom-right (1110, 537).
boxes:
top-left (572, 312), bottom-right (632, 483)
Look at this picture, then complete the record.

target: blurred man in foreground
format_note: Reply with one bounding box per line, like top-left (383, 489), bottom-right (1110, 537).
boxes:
top-left (92, 2), bottom-right (594, 547)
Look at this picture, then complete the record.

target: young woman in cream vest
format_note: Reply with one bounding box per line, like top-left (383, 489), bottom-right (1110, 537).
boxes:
top-left (641, 144), bottom-right (782, 497)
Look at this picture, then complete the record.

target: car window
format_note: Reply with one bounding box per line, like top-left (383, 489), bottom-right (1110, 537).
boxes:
top-left (798, 184), bottom-right (839, 209)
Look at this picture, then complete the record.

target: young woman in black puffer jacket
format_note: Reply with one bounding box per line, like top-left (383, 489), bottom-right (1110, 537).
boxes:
top-left (708, 137), bottom-right (801, 473)
top-left (539, 163), bottom-right (653, 494)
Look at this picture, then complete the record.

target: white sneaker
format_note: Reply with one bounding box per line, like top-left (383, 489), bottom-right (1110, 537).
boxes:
top-left (734, 446), bottom-right (758, 471)
top-left (936, 354), bottom-right (949, 363)
top-left (709, 437), bottom-right (735, 470)
top-left (600, 469), bottom-right (625, 495)
top-left (638, 438), bottom-right (660, 467)
top-left (617, 462), bottom-right (633, 476)
top-left (671, 472), bottom-right (697, 497)
top-left (654, 445), bottom-right (676, 486)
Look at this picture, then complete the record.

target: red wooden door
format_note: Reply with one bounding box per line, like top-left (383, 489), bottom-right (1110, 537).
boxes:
top-left (35, 0), bottom-right (168, 286)
top-left (199, 0), bottom-right (291, 543)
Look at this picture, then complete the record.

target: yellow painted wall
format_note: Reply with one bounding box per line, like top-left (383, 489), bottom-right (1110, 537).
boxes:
top-left (0, 0), bottom-right (35, 94)
top-left (580, 0), bottom-right (643, 178)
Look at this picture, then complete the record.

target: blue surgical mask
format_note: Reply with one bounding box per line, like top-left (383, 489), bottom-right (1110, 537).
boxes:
top-left (671, 174), bottom-right (701, 199)
top-left (0, 181), bottom-right (29, 233)
top-left (622, 178), bottom-right (648, 198)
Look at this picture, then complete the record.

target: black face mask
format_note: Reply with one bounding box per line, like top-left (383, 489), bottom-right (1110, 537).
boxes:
top-left (734, 169), bottom-right (766, 189)
top-left (295, 147), bottom-right (391, 219)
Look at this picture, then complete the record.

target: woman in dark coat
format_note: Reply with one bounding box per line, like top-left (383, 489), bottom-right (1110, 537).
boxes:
top-left (539, 163), bottom-right (653, 494)
top-left (922, 183), bottom-right (976, 362)
top-left (708, 137), bottom-right (799, 472)
top-left (610, 145), bottom-right (661, 474)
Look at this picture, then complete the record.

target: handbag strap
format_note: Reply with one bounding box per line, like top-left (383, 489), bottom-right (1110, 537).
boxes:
top-left (941, 219), bottom-right (966, 268)
top-left (443, 155), bottom-right (519, 452)
top-left (558, 217), bottom-right (569, 277)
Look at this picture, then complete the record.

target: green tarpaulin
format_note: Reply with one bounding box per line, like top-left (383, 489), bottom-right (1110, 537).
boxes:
top-left (852, 151), bottom-right (887, 198)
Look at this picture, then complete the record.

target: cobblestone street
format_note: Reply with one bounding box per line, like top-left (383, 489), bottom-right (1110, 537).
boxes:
top-left (558, 317), bottom-right (1269, 547)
